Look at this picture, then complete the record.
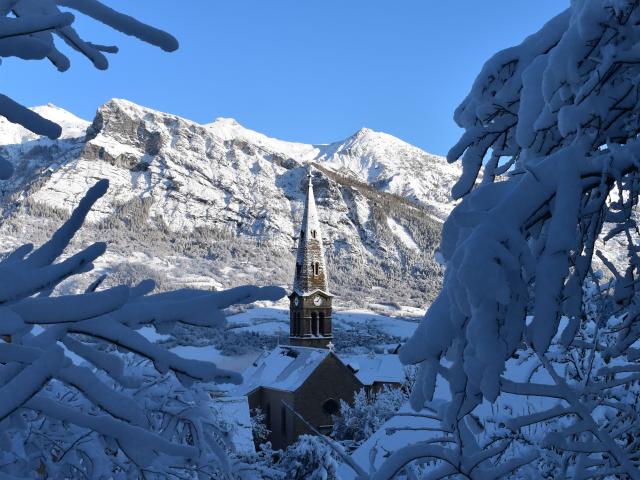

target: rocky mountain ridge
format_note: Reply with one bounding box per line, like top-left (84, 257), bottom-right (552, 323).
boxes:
top-left (0, 99), bottom-right (458, 308)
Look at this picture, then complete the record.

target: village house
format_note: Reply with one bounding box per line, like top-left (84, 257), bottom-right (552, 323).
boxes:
top-left (340, 352), bottom-right (406, 394)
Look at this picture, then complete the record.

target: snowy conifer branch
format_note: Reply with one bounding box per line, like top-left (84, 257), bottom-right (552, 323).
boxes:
top-left (401, 0), bottom-right (640, 415)
top-left (470, 280), bottom-right (639, 479)
top-left (0, 180), bottom-right (286, 478)
top-left (356, 399), bottom-right (537, 479)
top-left (376, 2), bottom-right (640, 477)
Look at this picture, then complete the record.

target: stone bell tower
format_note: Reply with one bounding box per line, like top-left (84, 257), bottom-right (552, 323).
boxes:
top-left (289, 169), bottom-right (333, 349)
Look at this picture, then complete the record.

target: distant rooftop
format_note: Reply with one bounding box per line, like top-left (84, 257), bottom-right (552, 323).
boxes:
top-left (338, 353), bottom-right (406, 386)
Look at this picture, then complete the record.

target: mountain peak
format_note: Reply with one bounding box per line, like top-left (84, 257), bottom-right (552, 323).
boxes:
top-left (0, 104), bottom-right (90, 142)
top-left (205, 117), bottom-right (253, 139)
top-left (344, 127), bottom-right (406, 147)
top-left (211, 117), bottom-right (241, 126)
top-left (353, 127), bottom-right (374, 137)
top-left (102, 97), bottom-right (141, 109)
top-left (31, 104), bottom-right (88, 130)
top-left (98, 98), bottom-right (158, 119)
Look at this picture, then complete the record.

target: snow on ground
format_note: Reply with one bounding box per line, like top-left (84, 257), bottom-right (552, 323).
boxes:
top-left (234, 321), bottom-right (289, 335)
top-left (211, 396), bottom-right (255, 455)
top-left (386, 216), bottom-right (419, 251)
top-left (226, 306), bottom-right (289, 327)
top-left (334, 309), bottom-right (419, 340)
top-left (169, 345), bottom-right (261, 373)
top-left (138, 325), bottom-right (172, 343)
top-left (227, 306), bottom-right (290, 336)
top-left (227, 305), bottom-right (419, 341)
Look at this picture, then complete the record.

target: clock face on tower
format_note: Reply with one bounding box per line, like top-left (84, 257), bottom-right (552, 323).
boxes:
top-left (313, 296), bottom-right (323, 306)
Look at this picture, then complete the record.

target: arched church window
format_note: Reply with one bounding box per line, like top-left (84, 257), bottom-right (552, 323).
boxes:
top-left (281, 405), bottom-right (287, 434)
top-left (319, 312), bottom-right (325, 335)
top-left (322, 398), bottom-right (340, 415)
top-left (312, 230), bottom-right (317, 239)
top-left (265, 403), bottom-right (271, 429)
top-left (311, 312), bottom-right (318, 335)
top-left (314, 262), bottom-right (319, 275)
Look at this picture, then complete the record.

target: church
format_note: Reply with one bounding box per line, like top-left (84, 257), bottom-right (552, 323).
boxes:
top-left (234, 169), bottom-right (405, 448)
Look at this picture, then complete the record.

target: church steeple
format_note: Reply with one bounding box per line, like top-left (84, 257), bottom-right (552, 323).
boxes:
top-left (293, 171), bottom-right (329, 294)
top-left (289, 168), bottom-right (333, 349)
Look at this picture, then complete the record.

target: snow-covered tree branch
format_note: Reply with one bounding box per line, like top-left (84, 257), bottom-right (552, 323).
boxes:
top-left (493, 279), bottom-right (640, 479)
top-left (378, 1), bottom-right (640, 478)
top-left (0, 0), bottom-right (178, 179)
top-left (403, 0), bottom-right (640, 418)
top-left (0, 179), bottom-right (286, 478)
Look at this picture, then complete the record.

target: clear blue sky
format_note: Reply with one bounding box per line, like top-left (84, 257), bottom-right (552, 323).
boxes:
top-left (3, 1), bottom-right (568, 155)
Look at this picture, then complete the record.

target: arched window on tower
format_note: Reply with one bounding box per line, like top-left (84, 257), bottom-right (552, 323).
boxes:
top-left (312, 230), bottom-right (317, 239)
top-left (314, 262), bottom-right (319, 275)
top-left (319, 312), bottom-right (325, 335)
top-left (311, 312), bottom-right (318, 336)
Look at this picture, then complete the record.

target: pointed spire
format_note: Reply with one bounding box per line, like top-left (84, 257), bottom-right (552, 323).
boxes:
top-left (293, 167), bottom-right (329, 294)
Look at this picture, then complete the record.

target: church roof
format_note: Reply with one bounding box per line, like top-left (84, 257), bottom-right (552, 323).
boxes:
top-left (233, 346), bottom-right (336, 395)
top-left (293, 169), bottom-right (331, 295)
top-left (338, 353), bottom-right (406, 386)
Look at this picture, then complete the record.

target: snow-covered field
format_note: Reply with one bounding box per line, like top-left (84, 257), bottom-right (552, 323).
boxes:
top-left (133, 303), bottom-right (423, 375)
top-left (228, 304), bottom-right (420, 340)
top-left (334, 309), bottom-right (420, 340)
top-left (169, 345), bottom-right (262, 374)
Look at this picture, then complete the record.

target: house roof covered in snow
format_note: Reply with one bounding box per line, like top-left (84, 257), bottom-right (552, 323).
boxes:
top-left (338, 353), bottom-right (406, 386)
top-left (212, 396), bottom-right (255, 456)
top-left (233, 346), bottom-right (336, 395)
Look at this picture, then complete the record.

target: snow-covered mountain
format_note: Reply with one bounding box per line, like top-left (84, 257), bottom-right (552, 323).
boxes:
top-left (0, 99), bottom-right (457, 307)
